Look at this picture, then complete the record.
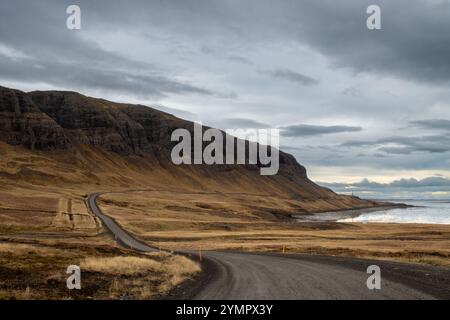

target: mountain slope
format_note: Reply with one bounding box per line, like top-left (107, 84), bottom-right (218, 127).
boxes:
top-left (0, 86), bottom-right (378, 212)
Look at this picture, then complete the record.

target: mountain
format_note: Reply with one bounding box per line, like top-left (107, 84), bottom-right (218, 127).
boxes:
top-left (0, 86), bottom-right (378, 213)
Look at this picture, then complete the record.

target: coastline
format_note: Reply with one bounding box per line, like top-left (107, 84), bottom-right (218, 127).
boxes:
top-left (293, 203), bottom-right (411, 223)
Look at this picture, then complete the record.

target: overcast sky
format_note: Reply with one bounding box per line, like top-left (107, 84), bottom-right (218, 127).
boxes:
top-left (1, 0), bottom-right (449, 197)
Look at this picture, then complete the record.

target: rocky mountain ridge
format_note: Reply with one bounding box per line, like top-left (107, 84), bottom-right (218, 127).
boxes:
top-left (1, 86), bottom-right (306, 178)
top-left (0, 85), bottom-right (379, 211)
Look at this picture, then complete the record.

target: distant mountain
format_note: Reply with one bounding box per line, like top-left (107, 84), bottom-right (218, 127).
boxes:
top-left (0, 86), bottom-right (379, 213)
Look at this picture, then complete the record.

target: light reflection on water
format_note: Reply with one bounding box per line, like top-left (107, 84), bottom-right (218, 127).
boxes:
top-left (338, 200), bottom-right (450, 225)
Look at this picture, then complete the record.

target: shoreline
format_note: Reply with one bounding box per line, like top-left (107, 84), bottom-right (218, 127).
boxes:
top-left (293, 204), bottom-right (410, 223)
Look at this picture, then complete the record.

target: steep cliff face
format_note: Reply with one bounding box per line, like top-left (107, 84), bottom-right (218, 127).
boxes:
top-left (29, 91), bottom-right (153, 156)
top-left (26, 89), bottom-right (307, 179)
top-left (0, 87), bottom-right (69, 150)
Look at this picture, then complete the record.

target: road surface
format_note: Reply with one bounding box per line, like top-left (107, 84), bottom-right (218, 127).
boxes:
top-left (87, 193), bottom-right (450, 299)
top-left (88, 193), bottom-right (157, 252)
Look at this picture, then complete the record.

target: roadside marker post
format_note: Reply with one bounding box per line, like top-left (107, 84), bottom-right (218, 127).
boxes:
top-left (282, 245), bottom-right (286, 254)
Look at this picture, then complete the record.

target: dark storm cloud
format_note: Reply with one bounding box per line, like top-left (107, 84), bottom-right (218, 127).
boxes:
top-left (280, 124), bottom-right (362, 137)
top-left (2, 0), bottom-right (449, 92)
top-left (263, 69), bottom-right (319, 86)
top-left (0, 1), bottom-right (216, 98)
top-left (0, 1), bottom-right (142, 69)
top-left (75, 0), bottom-right (450, 84)
top-left (0, 53), bottom-right (213, 99)
top-left (410, 119), bottom-right (450, 131)
top-left (288, 0), bottom-right (450, 84)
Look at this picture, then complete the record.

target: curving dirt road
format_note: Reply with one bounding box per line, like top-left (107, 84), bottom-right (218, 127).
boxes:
top-left (87, 193), bottom-right (450, 300)
top-left (88, 193), bottom-right (157, 252)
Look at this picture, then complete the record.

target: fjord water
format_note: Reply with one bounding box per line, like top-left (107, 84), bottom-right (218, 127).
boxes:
top-left (339, 200), bottom-right (450, 225)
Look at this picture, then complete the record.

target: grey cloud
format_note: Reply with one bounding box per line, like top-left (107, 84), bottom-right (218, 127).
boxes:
top-left (226, 55), bottom-right (253, 65)
top-left (0, 1), bottom-right (142, 71)
top-left (75, 0), bottom-right (450, 84)
top-left (0, 53), bottom-right (213, 99)
top-left (318, 176), bottom-right (450, 200)
top-left (390, 177), bottom-right (450, 188)
top-left (218, 92), bottom-right (239, 99)
top-left (212, 118), bottom-right (270, 129)
top-left (0, 1), bottom-right (217, 99)
top-left (320, 179), bottom-right (383, 190)
top-left (319, 176), bottom-right (450, 199)
top-left (280, 124), bottom-right (362, 137)
top-left (341, 87), bottom-right (362, 97)
top-left (151, 104), bottom-right (198, 120)
top-left (263, 69), bottom-right (318, 86)
top-left (326, 177), bottom-right (450, 189)
top-left (200, 46), bottom-right (215, 55)
top-left (6, 0), bottom-right (446, 87)
top-left (410, 119), bottom-right (450, 131)
top-left (373, 153), bottom-right (388, 158)
top-left (378, 147), bottom-right (415, 155)
top-left (286, 140), bottom-right (450, 172)
top-left (1, 0), bottom-right (450, 185)
top-left (200, 46), bottom-right (253, 65)
top-left (280, 145), bottom-right (303, 152)
top-left (283, 0), bottom-right (450, 84)
top-left (342, 134), bottom-right (450, 154)
top-left (2, 0), bottom-right (448, 94)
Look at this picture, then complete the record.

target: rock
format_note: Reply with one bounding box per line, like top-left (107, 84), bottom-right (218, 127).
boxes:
top-left (0, 87), bottom-right (69, 150)
top-left (1, 86), bottom-right (308, 180)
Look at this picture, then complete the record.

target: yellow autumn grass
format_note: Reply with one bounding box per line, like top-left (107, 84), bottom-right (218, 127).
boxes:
top-left (0, 243), bottom-right (65, 256)
top-left (81, 253), bottom-right (200, 277)
top-left (98, 191), bottom-right (450, 267)
top-left (0, 241), bottom-right (201, 299)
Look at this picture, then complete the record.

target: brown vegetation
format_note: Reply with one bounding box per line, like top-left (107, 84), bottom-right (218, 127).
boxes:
top-left (99, 191), bottom-right (450, 267)
top-left (0, 187), bottom-right (199, 300)
top-left (0, 240), bottom-right (199, 300)
top-left (0, 86), bottom-right (448, 300)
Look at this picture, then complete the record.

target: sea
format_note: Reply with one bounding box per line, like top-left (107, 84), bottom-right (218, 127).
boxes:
top-left (338, 199), bottom-right (450, 225)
